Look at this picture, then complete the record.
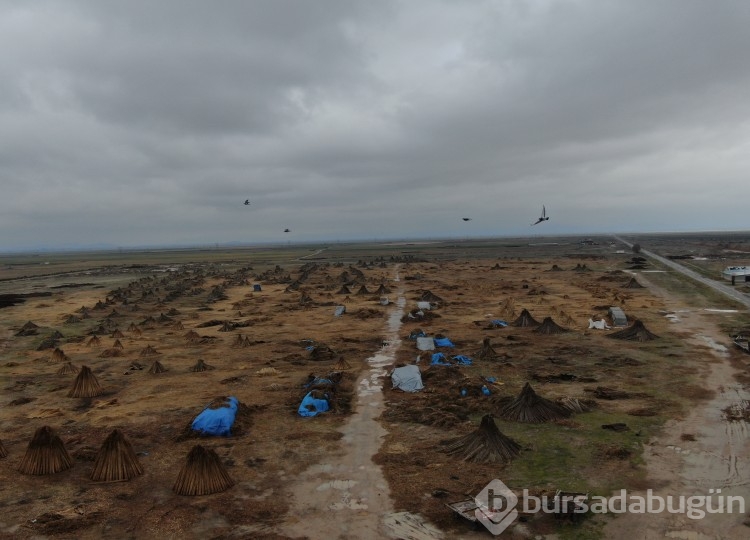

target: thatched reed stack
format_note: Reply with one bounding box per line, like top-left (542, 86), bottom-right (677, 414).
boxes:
top-left (67, 365), bottom-right (103, 398)
top-left (90, 429), bottom-right (143, 482)
top-left (173, 445), bottom-right (234, 496)
top-left (444, 414), bottom-right (521, 463)
top-left (18, 426), bottom-right (73, 475)
top-left (500, 383), bottom-right (570, 423)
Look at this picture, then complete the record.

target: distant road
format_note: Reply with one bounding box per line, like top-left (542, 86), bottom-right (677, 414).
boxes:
top-left (298, 248), bottom-right (326, 260)
top-left (613, 235), bottom-right (750, 310)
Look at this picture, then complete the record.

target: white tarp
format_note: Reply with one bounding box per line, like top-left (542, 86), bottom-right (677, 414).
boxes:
top-left (588, 318), bottom-right (610, 330)
top-left (417, 301), bottom-right (432, 310)
top-left (334, 305), bottom-right (346, 317)
top-left (416, 337), bottom-right (435, 351)
top-left (391, 364), bottom-right (424, 392)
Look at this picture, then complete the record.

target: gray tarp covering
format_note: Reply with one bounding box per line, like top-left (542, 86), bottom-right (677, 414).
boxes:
top-left (334, 305), bottom-right (346, 317)
top-left (391, 364), bottom-right (424, 392)
top-left (608, 307), bottom-right (628, 327)
top-left (417, 301), bottom-right (432, 310)
top-left (416, 336), bottom-right (435, 351)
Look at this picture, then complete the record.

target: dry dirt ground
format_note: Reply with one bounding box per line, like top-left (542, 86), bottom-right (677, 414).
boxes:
top-left (0, 246), bottom-right (749, 539)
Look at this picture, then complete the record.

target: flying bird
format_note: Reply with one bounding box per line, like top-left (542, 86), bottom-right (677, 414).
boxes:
top-left (531, 205), bottom-right (549, 226)
top-left (462, 218), bottom-right (472, 222)
top-left (243, 199), bottom-right (250, 206)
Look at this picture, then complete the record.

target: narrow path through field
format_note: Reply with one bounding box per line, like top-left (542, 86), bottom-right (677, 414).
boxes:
top-left (281, 267), bottom-right (443, 539)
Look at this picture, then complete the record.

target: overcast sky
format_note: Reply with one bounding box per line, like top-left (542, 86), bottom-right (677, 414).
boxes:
top-left (1, 0), bottom-right (749, 251)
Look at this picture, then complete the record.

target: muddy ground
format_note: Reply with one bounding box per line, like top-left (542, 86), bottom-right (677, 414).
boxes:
top-left (1, 241), bottom-right (749, 539)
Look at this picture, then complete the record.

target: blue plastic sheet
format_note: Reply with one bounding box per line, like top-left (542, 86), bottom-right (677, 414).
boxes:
top-left (490, 319), bottom-right (508, 328)
top-left (298, 391), bottom-right (330, 417)
top-left (431, 352), bottom-right (451, 366)
top-left (434, 337), bottom-right (455, 348)
top-left (191, 396), bottom-right (239, 436)
top-left (452, 355), bottom-right (473, 366)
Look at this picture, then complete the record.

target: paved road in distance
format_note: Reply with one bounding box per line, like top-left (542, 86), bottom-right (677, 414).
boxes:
top-left (613, 235), bottom-right (750, 310)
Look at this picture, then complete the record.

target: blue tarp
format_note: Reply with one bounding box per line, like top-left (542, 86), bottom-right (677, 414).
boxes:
top-left (253, 284), bottom-right (262, 292)
top-left (434, 337), bottom-right (455, 348)
top-left (431, 352), bottom-right (451, 366)
top-left (490, 319), bottom-right (508, 328)
top-left (298, 391), bottom-right (330, 417)
top-left (191, 396), bottom-right (239, 436)
top-left (452, 355), bottom-right (473, 365)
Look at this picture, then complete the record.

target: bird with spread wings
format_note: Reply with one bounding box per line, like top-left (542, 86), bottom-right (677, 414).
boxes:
top-left (531, 205), bottom-right (549, 226)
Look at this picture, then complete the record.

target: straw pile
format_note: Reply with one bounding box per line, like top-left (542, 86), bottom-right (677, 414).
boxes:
top-left (499, 382), bottom-right (571, 423)
top-left (477, 338), bottom-right (499, 361)
top-left (443, 414), bottom-right (521, 463)
top-left (67, 365), bottom-right (103, 398)
top-left (191, 359), bottom-right (214, 372)
top-left (512, 309), bottom-right (540, 327)
top-left (607, 320), bottom-right (659, 342)
top-left (51, 348), bottom-right (68, 362)
top-left (623, 277), bottom-right (645, 289)
top-left (333, 356), bottom-right (352, 370)
top-left (148, 360), bottom-right (168, 374)
top-left (173, 445), bottom-right (234, 495)
top-left (90, 429), bottom-right (143, 482)
top-left (533, 317), bottom-right (569, 335)
top-left (18, 426), bottom-right (73, 475)
top-left (0, 438), bottom-right (7, 459)
top-left (57, 362), bottom-right (79, 376)
top-left (139, 345), bottom-right (160, 357)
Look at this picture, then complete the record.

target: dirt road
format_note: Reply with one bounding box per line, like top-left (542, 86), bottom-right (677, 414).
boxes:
top-left (281, 268), bottom-right (443, 540)
top-left (603, 272), bottom-right (750, 539)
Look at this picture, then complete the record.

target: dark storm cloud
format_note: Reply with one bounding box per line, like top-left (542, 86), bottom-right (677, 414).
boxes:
top-left (1, 0), bottom-right (749, 250)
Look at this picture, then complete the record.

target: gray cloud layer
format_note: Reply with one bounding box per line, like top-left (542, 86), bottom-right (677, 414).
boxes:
top-left (2, 0), bottom-right (749, 250)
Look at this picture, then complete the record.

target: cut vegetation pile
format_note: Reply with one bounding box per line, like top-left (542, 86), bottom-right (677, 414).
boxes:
top-left (173, 445), bottom-right (234, 496)
top-left (18, 426), bottom-right (73, 475)
top-left (608, 320), bottom-right (659, 342)
top-left (499, 382), bottom-right (571, 423)
top-left (90, 429), bottom-right (143, 482)
top-left (443, 414), bottom-right (521, 463)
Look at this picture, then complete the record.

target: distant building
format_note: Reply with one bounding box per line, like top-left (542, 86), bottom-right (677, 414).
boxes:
top-left (722, 266), bottom-right (750, 285)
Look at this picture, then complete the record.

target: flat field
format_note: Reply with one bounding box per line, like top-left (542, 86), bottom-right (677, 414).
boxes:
top-left (0, 235), bottom-right (748, 539)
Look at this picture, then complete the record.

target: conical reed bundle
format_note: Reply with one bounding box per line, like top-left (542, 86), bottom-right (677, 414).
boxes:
top-left (443, 414), bottom-right (521, 463)
top-left (18, 426), bottom-right (73, 475)
top-left (90, 429), bottom-right (143, 482)
top-left (67, 365), bottom-right (103, 398)
top-left (173, 445), bottom-right (234, 495)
